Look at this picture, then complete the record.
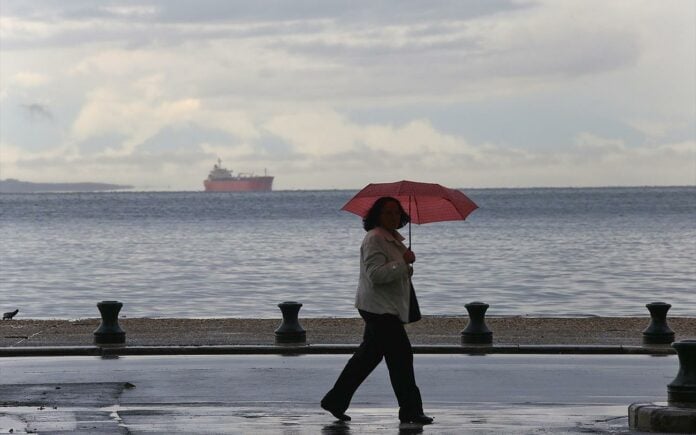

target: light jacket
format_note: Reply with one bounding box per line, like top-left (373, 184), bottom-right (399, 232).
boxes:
top-left (354, 227), bottom-right (410, 323)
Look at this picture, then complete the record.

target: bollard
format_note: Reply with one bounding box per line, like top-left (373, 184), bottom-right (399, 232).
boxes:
top-left (668, 340), bottom-right (696, 408)
top-left (461, 302), bottom-right (492, 344)
top-left (274, 301), bottom-right (306, 344)
top-left (642, 302), bottom-right (675, 345)
top-left (93, 301), bottom-right (126, 345)
top-left (628, 339), bottom-right (696, 432)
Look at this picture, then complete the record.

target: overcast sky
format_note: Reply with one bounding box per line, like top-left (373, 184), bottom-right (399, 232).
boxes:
top-left (1, 0), bottom-right (694, 190)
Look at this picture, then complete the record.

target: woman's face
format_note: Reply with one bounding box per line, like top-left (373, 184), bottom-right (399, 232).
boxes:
top-left (378, 200), bottom-right (402, 231)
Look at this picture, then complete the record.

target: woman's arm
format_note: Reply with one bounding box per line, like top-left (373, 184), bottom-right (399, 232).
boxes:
top-left (362, 236), bottom-right (406, 284)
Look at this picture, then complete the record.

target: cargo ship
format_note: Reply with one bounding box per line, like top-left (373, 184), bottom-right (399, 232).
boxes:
top-left (203, 159), bottom-right (274, 192)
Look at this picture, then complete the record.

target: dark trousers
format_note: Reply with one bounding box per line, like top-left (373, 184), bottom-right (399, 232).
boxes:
top-left (321, 310), bottom-right (424, 419)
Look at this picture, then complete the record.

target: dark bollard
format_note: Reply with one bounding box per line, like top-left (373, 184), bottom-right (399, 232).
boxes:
top-left (643, 302), bottom-right (675, 345)
top-left (668, 340), bottom-right (696, 408)
top-left (93, 301), bottom-right (126, 345)
top-left (275, 301), bottom-right (306, 344)
top-left (629, 339), bottom-right (696, 431)
top-left (461, 302), bottom-right (492, 345)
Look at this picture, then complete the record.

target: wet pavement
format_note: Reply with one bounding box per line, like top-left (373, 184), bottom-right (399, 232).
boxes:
top-left (0, 353), bottom-right (679, 434)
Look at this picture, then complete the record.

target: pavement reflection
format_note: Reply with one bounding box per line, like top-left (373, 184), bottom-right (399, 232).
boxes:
top-left (0, 354), bottom-right (677, 433)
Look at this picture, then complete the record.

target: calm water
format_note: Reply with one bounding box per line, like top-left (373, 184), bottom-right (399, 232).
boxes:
top-left (1, 187), bottom-right (694, 319)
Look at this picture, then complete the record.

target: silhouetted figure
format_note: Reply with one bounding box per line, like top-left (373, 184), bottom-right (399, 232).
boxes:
top-left (321, 197), bottom-right (433, 425)
top-left (3, 309), bottom-right (19, 320)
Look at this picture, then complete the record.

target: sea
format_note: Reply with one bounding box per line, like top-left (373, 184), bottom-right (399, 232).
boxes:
top-left (1, 186), bottom-right (694, 319)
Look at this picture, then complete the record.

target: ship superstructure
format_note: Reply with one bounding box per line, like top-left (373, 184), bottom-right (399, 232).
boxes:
top-left (203, 159), bottom-right (273, 192)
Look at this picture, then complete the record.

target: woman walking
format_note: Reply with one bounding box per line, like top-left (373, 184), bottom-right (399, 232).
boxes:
top-left (321, 196), bottom-right (433, 425)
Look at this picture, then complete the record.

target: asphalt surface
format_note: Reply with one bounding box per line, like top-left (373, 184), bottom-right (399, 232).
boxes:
top-left (0, 353), bottom-right (679, 434)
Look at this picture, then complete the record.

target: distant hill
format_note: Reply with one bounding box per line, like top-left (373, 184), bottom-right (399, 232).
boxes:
top-left (0, 179), bottom-right (133, 193)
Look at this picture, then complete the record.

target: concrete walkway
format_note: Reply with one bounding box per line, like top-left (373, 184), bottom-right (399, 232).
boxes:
top-left (0, 353), bottom-right (678, 434)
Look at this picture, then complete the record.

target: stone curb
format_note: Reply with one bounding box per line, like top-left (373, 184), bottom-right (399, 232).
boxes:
top-left (0, 344), bottom-right (677, 357)
top-left (629, 402), bottom-right (696, 433)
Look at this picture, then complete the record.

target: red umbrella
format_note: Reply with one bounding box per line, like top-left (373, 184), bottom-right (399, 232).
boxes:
top-left (341, 180), bottom-right (478, 246)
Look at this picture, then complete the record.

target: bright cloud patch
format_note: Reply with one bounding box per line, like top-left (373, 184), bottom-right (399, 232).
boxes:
top-left (12, 72), bottom-right (50, 87)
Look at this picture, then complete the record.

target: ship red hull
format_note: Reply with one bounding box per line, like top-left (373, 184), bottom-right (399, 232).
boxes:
top-left (204, 176), bottom-right (274, 192)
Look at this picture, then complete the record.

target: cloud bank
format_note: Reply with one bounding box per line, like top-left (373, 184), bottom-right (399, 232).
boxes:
top-left (0, 0), bottom-right (693, 189)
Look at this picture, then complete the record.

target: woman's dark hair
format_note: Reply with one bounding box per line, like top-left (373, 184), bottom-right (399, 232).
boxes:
top-left (363, 196), bottom-right (410, 231)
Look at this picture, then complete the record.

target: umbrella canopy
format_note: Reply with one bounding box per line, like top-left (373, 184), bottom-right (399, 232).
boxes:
top-left (341, 180), bottom-right (478, 225)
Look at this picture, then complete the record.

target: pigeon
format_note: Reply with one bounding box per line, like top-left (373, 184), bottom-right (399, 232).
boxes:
top-left (3, 309), bottom-right (19, 320)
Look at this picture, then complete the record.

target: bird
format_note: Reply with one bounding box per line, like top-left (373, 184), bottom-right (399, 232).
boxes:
top-left (3, 309), bottom-right (19, 320)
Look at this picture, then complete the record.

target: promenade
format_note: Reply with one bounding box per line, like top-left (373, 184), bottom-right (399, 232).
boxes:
top-left (0, 353), bottom-right (679, 434)
top-left (1, 316), bottom-right (694, 433)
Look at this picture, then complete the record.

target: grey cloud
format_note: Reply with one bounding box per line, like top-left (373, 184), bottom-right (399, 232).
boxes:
top-left (0, 0), bottom-right (642, 84)
top-left (1, 12), bottom-right (337, 51)
top-left (137, 124), bottom-right (239, 153)
top-left (21, 103), bottom-right (53, 120)
top-left (277, 32), bottom-right (482, 59)
top-left (2, 0), bottom-right (526, 24)
top-left (15, 149), bottom-right (209, 172)
top-left (1, 1), bottom-right (525, 51)
top-left (488, 31), bottom-right (642, 78)
top-left (92, 150), bottom-right (210, 168)
top-left (273, 26), bottom-right (640, 82)
top-left (152, 0), bottom-right (528, 25)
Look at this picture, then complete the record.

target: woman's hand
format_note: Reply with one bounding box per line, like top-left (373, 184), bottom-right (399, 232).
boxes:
top-left (403, 249), bottom-right (416, 264)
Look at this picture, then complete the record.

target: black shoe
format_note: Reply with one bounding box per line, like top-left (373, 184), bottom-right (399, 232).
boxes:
top-left (321, 400), bottom-right (351, 421)
top-left (400, 414), bottom-right (434, 424)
